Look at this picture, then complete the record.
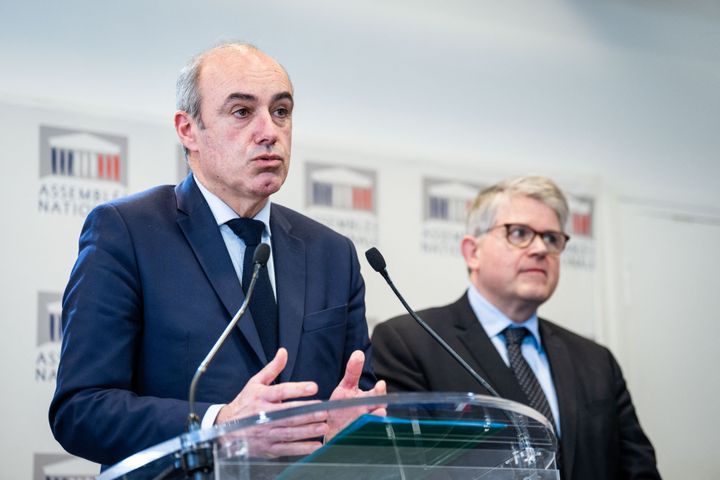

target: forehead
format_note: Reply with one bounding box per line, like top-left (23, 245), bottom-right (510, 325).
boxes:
top-left (495, 195), bottom-right (561, 230)
top-left (197, 47), bottom-right (292, 102)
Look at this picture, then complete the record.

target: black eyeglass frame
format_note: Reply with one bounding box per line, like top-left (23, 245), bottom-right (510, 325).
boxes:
top-left (483, 223), bottom-right (570, 254)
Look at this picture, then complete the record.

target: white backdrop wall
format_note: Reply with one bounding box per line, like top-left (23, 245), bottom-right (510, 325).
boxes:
top-left (0, 1), bottom-right (718, 478)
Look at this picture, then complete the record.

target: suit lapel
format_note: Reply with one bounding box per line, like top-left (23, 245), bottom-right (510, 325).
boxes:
top-left (174, 175), bottom-right (266, 363)
top-left (270, 205), bottom-right (306, 382)
top-left (541, 320), bottom-right (578, 478)
top-left (452, 295), bottom-right (530, 403)
top-left (456, 298), bottom-right (572, 474)
top-left (451, 295), bottom-right (572, 474)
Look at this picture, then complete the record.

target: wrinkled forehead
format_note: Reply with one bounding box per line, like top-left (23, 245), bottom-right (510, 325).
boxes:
top-left (198, 46), bottom-right (293, 97)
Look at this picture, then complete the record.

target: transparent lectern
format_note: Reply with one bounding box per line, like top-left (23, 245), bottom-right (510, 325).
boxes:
top-left (98, 392), bottom-right (559, 479)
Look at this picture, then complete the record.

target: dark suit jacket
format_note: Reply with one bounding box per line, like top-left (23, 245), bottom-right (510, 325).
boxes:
top-left (49, 175), bottom-right (375, 466)
top-left (371, 293), bottom-right (660, 480)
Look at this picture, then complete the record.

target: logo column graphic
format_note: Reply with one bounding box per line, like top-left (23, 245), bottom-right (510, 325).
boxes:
top-left (38, 126), bottom-right (128, 217)
top-left (305, 162), bottom-right (379, 248)
top-left (421, 178), bottom-right (485, 255)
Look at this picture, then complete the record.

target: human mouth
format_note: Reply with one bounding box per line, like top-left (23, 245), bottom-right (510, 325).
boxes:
top-left (520, 268), bottom-right (547, 276)
top-left (253, 154), bottom-right (283, 163)
top-left (252, 154), bottom-right (283, 169)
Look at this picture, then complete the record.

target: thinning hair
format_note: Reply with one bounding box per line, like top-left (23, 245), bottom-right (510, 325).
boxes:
top-left (175, 42), bottom-right (291, 157)
top-left (176, 42), bottom-right (256, 129)
top-left (175, 42), bottom-right (292, 127)
top-left (466, 175), bottom-right (569, 236)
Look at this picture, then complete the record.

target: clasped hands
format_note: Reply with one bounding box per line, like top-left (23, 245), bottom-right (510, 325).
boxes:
top-left (215, 348), bottom-right (386, 458)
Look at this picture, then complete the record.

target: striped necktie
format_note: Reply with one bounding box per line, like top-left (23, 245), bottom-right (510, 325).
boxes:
top-left (503, 327), bottom-right (556, 428)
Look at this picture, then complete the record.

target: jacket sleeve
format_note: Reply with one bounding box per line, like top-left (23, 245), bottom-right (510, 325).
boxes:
top-left (371, 317), bottom-right (431, 392)
top-left (48, 204), bottom-right (211, 467)
top-left (610, 352), bottom-right (662, 479)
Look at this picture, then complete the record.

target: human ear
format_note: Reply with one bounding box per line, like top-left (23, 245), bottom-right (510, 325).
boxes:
top-left (174, 111), bottom-right (198, 153)
top-left (460, 235), bottom-right (481, 272)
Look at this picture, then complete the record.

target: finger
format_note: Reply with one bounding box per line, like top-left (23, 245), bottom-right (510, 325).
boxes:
top-left (337, 350), bottom-right (365, 391)
top-left (261, 381), bottom-right (318, 403)
top-left (266, 440), bottom-right (324, 457)
top-left (249, 348), bottom-right (288, 386)
top-left (354, 379), bottom-right (386, 399)
top-left (266, 422), bottom-right (329, 443)
top-left (262, 406), bottom-right (329, 426)
top-left (369, 407), bottom-right (387, 417)
top-left (371, 379), bottom-right (387, 395)
top-left (247, 420), bottom-right (328, 443)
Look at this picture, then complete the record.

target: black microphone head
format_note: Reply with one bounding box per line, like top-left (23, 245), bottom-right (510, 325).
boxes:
top-left (254, 243), bottom-right (271, 266)
top-left (365, 247), bottom-right (387, 272)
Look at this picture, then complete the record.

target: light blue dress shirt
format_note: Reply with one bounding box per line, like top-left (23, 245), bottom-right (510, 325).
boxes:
top-left (193, 175), bottom-right (277, 426)
top-left (195, 176), bottom-right (276, 296)
top-left (467, 285), bottom-right (561, 435)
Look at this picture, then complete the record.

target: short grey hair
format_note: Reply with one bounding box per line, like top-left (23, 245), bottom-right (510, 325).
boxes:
top-left (176, 42), bottom-right (262, 129)
top-left (466, 175), bottom-right (569, 236)
top-left (175, 43), bottom-right (292, 159)
top-left (176, 50), bottom-right (208, 129)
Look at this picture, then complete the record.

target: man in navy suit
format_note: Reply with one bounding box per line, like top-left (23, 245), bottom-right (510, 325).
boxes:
top-left (49, 43), bottom-right (385, 467)
top-left (372, 176), bottom-right (660, 480)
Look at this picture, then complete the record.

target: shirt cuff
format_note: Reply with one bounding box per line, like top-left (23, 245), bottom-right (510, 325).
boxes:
top-left (202, 404), bottom-right (225, 429)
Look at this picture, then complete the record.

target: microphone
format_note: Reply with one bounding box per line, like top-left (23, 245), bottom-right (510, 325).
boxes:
top-left (365, 247), bottom-right (500, 398)
top-left (186, 242), bottom-right (271, 430)
top-left (367, 248), bottom-right (555, 469)
top-left (178, 243), bottom-right (270, 480)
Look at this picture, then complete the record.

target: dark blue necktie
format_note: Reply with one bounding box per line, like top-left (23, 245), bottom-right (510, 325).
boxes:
top-left (503, 327), bottom-right (556, 428)
top-left (225, 218), bottom-right (278, 360)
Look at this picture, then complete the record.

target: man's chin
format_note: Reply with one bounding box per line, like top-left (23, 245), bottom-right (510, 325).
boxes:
top-left (517, 286), bottom-right (553, 304)
top-left (252, 177), bottom-right (285, 197)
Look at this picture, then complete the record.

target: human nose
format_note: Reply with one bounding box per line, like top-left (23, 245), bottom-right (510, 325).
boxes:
top-left (527, 233), bottom-right (549, 255)
top-left (252, 111), bottom-right (278, 146)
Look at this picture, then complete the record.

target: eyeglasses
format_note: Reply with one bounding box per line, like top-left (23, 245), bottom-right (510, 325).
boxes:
top-left (484, 223), bottom-right (570, 254)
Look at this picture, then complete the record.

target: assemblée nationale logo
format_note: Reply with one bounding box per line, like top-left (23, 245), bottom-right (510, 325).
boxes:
top-left (38, 125), bottom-right (128, 216)
top-left (36, 291), bottom-right (63, 383)
top-left (421, 177), bottom-right (484, 255)
top-left (305, 162), bottom-right (378, 248)
top-left (562, 194), bottom-right (595, 270)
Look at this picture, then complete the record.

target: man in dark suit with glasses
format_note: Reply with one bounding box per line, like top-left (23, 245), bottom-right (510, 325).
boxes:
top-left (372, 175), bottom-right (660, 480)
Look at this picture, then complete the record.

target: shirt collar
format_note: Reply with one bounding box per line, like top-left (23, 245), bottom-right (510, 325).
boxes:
top-left (194, 174), bottom-right (272, 236)
top-left (466, 283), bottom-right (542, 348)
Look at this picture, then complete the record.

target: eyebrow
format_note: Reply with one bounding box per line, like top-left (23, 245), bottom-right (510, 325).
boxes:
top-left (221, 91), bottom-right (294, 109)
top-left (272, 92), bottom-right (294, 104)
top-left (220, 93), bottom-right (256, 111)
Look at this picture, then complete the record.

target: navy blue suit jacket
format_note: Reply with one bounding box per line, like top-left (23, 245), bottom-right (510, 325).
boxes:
top-left (49, 175), bottom-right (375, 466)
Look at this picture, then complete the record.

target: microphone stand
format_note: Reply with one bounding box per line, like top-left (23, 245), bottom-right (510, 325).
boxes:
top-left (178, 244), bottom-right (270, 479)
top-left (364, 247), bottom-right (549, 471)
top-left (365, 247), bottom-right (500, 397)
top-left (186, 261), bottom-right (263, 431)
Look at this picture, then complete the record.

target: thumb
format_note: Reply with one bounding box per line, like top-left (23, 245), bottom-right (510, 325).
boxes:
top-left (338, 350), bottom-right (365, 391)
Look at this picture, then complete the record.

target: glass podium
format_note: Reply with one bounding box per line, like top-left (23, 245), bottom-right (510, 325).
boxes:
top-left (98, 392), bottom-right (559, 479)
